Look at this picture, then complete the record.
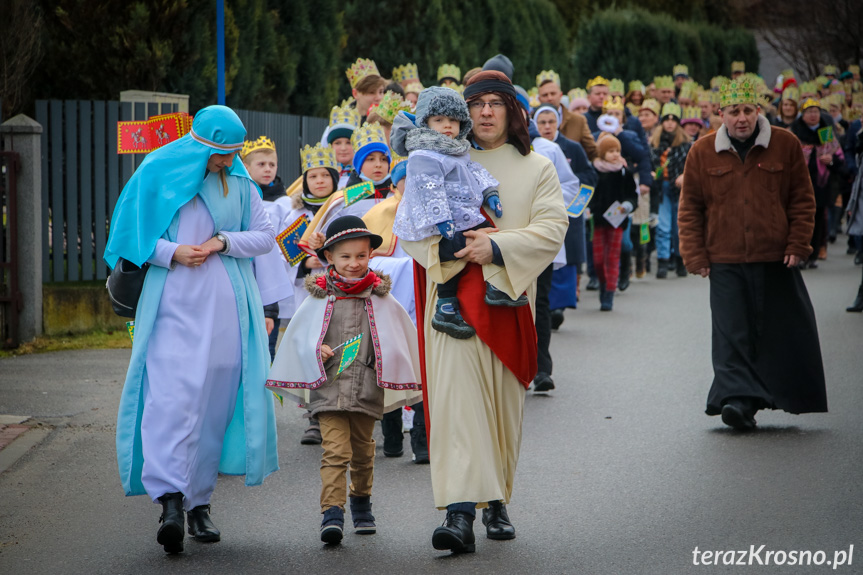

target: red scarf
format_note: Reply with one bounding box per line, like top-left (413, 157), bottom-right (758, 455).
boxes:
top-left (316, 267), bottom-right (381, 295)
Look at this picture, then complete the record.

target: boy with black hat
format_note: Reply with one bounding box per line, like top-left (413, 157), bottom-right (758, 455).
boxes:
top-left (266, 215), bottom-right (422, 546)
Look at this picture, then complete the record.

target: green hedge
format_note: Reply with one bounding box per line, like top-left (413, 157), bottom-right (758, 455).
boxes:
top-left (572, 7), bottom-right (759, 88)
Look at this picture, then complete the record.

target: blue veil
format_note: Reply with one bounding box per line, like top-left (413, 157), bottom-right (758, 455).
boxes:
top-left (104, 105), bottom-right (253, 269)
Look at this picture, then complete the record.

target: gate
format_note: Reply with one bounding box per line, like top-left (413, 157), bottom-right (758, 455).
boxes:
top-left (0, 151), bottom-right (21, 348)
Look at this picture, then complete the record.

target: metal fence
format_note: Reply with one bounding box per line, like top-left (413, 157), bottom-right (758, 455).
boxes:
top-left (34, 100), bottom-right (326, 283)
top-left (0, 151), bottom-right (21, 347)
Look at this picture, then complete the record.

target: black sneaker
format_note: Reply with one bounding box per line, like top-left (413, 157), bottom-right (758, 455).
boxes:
top-left (586, 276), bottom-right (600, 291)
top-left (432, 297), bottom-right (476, 339)
top-left (550, 309), bottom-right (564, 330)
top-left (484, 283), bottom-right (528, 307)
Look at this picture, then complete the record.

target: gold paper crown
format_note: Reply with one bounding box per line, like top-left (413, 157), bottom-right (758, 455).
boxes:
top-left (404, 81), bottom-right (424, 95)
top-left (823, 94), bottom-right (844, 108)
top-left (626, 102), bottom-right (640, 116)
top-left (627, 80), bottom-right (645, 94)
top-left (568, 88), bottom-right (587, 101)
top-left (800, 82), bottom-right (818, 96)
top-left (300, 143), bottom-right (337, 173)
top-left (392, 63), bottom-right (420, 84)
top-left (850, 65), bottom-right (861, 75)
top-left (351, 122), bottom-right (388, 152)
top-left (681, 106), bottom-right (702, 122)
top-left (240, 136), bottom-right (276, 160)
top-left (438, 64), bottom-right (461, 83)
top-left (719, 78), bottom-right (757, 108)
top-left (346, 58), bottom-right (380, 89)
top-left (731, 61), bottom-right (746, 74)
top-left (673, 64), bottom-right (689, 77)
top-left (781, 86), bottom-right (800, 102)
top-left (586, 76), bottom-right (610, 90)
top-left (852, 80), bottom-right (863, 93)
top-left (824, 65), bottom-right (839, 76)
top-left (758, 93), bottom-right (774, 109)
top-left (640, 99), bottom-right (661, 116)
top-left (329, 104), bottom-right (361, 130)
top-left (801, 98), bottom-right (821, 111)
top-left (852, 92), bottom-right (863, 105)
top-left (537, 70), bottom-right (561, 88)
top-left (781, 68), bottom-right (796, 80)
top-left (678, 81), bottom-right (698, 101)
top-left (451, 84), bottom-right (465, 96)
top-left (609, 78), bottom-right (625, 95)
top-left (654, 76), bottom-right (674, 90)
top-left (695, 89), bottom-right (711, 104)
top-left (371, 91), bottom-right (411, 124)
top-left (661, 102), bottom-right (682, 119)
top-left (815, 75), bottom-right (829, 87)
top-left (602, 96), bottom-right (625, 112)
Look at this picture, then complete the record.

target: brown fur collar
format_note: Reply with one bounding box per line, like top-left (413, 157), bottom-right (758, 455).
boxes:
top-left (305, 271), bottom-right (392, 299)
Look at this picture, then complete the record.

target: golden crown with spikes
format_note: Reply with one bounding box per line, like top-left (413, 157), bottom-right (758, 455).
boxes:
top-left (801, 98), bottom-right (821, 111)
top-left (782, 86), bottom-right (800, 102)
top-left (800, 82), bottom-right (818, 97)
top-left (710, 76), bottom-right (729, 90)
top-left (586, 76), bottom-right (610, 90)
top-left (850, 65), bottom-right (861, 76)
top-left (673, 64), bottom-right (689, 77)
top-left (536, 70), bottom-right (561, 88)
top-left (695, 89), bottom-right (711, 104)
top-left (346, 58), bottom-right (380, 89)
top-left (681, 106), bottom-right (702, 123)
top-left (626, 102), bottom-right (640, 116)
top-left (568, 88), bottom-right (587, 101)
top-left (780, 68), bottom-right (796, 80)
top-left (370, 91), bottom-right (411, 124)
top-left (340, 97), bottom-right (356, 108)
top-left (329, 103), bottom-right (361, 130)
top-left (852, 92), bottom-right (863, 105)
top-left (640, 99), bottom-right (661, 116)
top-left (300, 144), bottom-right (337, 173)
top-left (390, 151), bottom-right (407, 169)
top-left (823, 64), bottom-right (839, 76)
top-left (815, 75), bottom-right (829, 87)
top-left (719, 77), bottom-right (757, 108)
top-left (451, 84), bottom-right (465, 96)
top-left (758, 93), bottom-right (774, 109)
top-left (403, 81), bottom-right (424, 95)
top-left (392, 63), bottom-right (420, 84)
top-left (678, 80), bottom-right (698, 101)
top-left (602, 96), bottom-right (625, 113)
top-left (609, 78), bottom-right (625, 95)
top-left (350, 122), bottom-right (388, 153)
top-left (438, 64), bottom-right (461, 83)
top-left (661, 102), bottom-right (682, 119)
top-left (627, 80), bottom-right (645, 94)
top-left (654, 76), bottom-right (675, 90)
top-left (240, 136), bottom-right (276, 160)
top-left (731, 61), bottom-right (746, 74)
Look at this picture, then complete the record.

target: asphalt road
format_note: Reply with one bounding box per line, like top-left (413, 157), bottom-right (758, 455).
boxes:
top-left (1, 252), bottom-right (861, 575)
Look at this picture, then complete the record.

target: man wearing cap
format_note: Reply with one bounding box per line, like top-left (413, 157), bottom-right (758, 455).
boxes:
top-left (536, 70), bottom-right (598, 160)
top-left (678, 78), bottom-right (827, 431)
top-left (401, 70), bottom-right (567, 553)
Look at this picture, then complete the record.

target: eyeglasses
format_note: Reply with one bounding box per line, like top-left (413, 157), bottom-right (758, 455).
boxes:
top-left (468, 101), bottom-right (506, 111)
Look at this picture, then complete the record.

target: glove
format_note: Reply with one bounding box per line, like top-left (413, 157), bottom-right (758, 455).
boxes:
top-left (487, 195), bottom-right (503, 218)
top-left (437, 220), bottom-right (455, 240)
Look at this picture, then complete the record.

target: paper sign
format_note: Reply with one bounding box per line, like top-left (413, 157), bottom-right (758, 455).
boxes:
top-left (276, 215), bottom-right (311, 266)
top-left (344, 181), bottom-right (375, 206)
top-left (126, 321), bottom-right (135, 343)
top-left (336, 334), bottom-right (363, 375)
top-left (817, 126), bottom-right (834, 145)
top-left (602, 201), bottom-right (627, 229)
top-left (640, 222), bottom-right (650, 245)
top-left (117, 113), bottom-right (192, 154)
top-left (566, 184), bottom-right (595, 218)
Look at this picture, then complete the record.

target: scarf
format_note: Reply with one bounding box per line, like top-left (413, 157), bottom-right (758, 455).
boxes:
top-left (301, 190), bottom-right (330, 207)
top-left (261, 176), bottom-right (286, 202)
top-left (316, 267), bottom-right (381, 295)
top-left (593, 158), bottom-right (626, 173)
top-left (405, 127), bottom-right (471, 156)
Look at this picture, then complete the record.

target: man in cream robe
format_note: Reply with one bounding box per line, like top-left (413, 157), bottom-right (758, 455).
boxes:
top-left (401, 70), bottom-right (567, 554)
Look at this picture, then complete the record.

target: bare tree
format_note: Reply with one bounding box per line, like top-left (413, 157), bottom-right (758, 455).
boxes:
top-left (754, 0), bottom-right (862, 78)
top-left (0, 2), bottom-right (44, 119)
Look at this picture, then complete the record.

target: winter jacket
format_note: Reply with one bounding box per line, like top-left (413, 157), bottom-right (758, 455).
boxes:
top-left (553, 133), bottom-right (598, 188)
top-left (790, 117), bottom-right (848, 207)
top-left (559, 106), bottom-right (598, 160)
top-left (650, 134), bottom-right (691, 201)
top-left (678, 114), bottom-right (816, 272)
top-left (592, 128), bottom-right (654, 188)
top-left (305, 272), bottom-right (394, 420)
top-left (588, 167), bottom-right (638, 228)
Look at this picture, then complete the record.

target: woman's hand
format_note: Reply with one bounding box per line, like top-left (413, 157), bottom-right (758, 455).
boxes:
top-left (172, 244), bottom-right (209, 267)
top-left (305, 256), bottom-right (324, 269)
top-left (320, 344), bottom-right (334, 361)
top-left (307, 232), bottom-right (325, 251)
top-left (201, 236), bottom-right (226, 255)
top-left (818, 153), bottom-right (833, 166)
top-left (265, 318), bottom-right (275, 335)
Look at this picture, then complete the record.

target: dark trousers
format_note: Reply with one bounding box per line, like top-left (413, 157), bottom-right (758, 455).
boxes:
top-left (535, 264), bottom-right (554, 376)
top-left (268, 318), bottom-right (281, 361)
top-left (808, 205), bottom-right (828, 261)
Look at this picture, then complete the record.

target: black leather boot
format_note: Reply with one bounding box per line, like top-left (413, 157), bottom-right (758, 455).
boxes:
top-left (721, 398), bottom-right (758, 431)
top-left (481, 501), bottom-right (516, 540)
top-left (847, 286), bottom-right (863, 312)
top-left (618, 253), bottom-right (631, 291)
top-left (157, 492), bottom-right (185, 554)
top-left (381, 409), bottom-right (404, 457)
top-left (409, 405), bottom-right (430, 464)
top-left (656, 259), bottom-right (669, 279)
top-left (187, 504), bottom-right (221, 542)
top-left (675, 256), bottom-right (687, 277)
top-left (432, 510), bottom-right (475, 553)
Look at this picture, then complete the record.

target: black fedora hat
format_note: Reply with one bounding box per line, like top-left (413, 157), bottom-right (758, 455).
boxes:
top-left (316, 215), bottom-right (383, 260)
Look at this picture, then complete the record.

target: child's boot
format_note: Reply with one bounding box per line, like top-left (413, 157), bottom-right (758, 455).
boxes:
top-left (432, 297), bottom-right (476, 339)
top-left (484, 282), bottom-right (528, 307)
top-left (320, 506), bottom-right (344, 544)
top-left (349, 496), bottom-right (376, 535)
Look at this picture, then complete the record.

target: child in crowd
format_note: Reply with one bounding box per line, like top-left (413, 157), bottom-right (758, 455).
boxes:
top-left (588, 134), bottom-right (638, 311)
top-left (391, 86), bottom-right (525, 339)
top-left (321, 103), bottom-right (361, 189)
top-left (266, 215), bottom-right (421, 546)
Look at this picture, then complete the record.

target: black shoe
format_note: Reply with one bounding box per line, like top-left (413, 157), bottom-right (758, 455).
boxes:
top-left (320, 506), bottom-right (344, 544)
top-left (847, 287), bottom-right (863, 312)
top-left (349, 496), bottom-right (376, 535)
top-left (618, 254), bottom-right (631, 291)
top-left (432, 297), bottom-right (476, 339)
top-left (409, 411), bottom-right (430, 464)
top-left (157, 492), bottom-right (185, 554)
top-left (586, 276), bottom-right (600, 291)
top-left (656, 259), bottom-right (669, 279)
top-left (532, 372), bottom-right (555, 392)
top-left (381, 409), bottom-right (404, 457)
top-left (847, 246), bottom-right (857, 255)
top-left (432, 511), bottom-right (475, 554)
top-left (300, 416), bottom-right (322, 445)
top-left (187, 504), bottom-right (221, 542)
top-left (600, 290), bottom-right (614, 311)
top-left (675, 256), bottom-right (687, 277)
top-left (484, 282), bottom-right (529, 307)
top-left (550, 309), bottom-right (565, 330)
top-left (481, 501), bottom-right (516, 540)
top-left (720, 399), bottom-right (757, 431)
top-left (856, 252), bottom-right (863, 265)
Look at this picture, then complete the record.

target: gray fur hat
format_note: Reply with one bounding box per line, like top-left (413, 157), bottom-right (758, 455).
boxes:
top-left (414, 86), bottom-right (473, 140)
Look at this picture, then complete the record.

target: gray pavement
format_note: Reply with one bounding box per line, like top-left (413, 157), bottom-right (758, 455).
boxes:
top-left (1, 252), bottom-right (862, 574)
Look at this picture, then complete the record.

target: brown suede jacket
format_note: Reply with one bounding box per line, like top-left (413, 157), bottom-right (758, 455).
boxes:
top-left (560, 107), bottom-right (598, 161)
top-left (679, 114), bottom-right (815, 273)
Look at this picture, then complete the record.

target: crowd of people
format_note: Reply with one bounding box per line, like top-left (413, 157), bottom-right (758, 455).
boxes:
top-left (106, 52), bottom-right (862, 556)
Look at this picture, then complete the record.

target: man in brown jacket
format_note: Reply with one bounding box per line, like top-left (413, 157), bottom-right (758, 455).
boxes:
top-left (678, 77), bottom-right (827, 430)
top-left (536, 71), bottom-right (598, 160)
